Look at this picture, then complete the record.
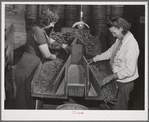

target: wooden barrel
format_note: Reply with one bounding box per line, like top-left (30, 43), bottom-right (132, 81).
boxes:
top-left (110, 5), bottom-right (124, 18)
top-left (26, 5), bottom-right (38, 30)
top-left (26, 5), bottom-right (38, 20)
top-left (91, 5), bottom-right (108, 51)
top-left (106, 5), bottom-right (112, 49)
top-left (41, 5), bottom-right (53, 10)
top-left (106, 5), bottom-right (111, 21)
top-left (91, 5), bottom-right (107, 36)
top-left (65, 5), bottom-right (79, 27)
top-left (14, 4), bottom-right (25, 12)
top-left (53, 5), bottom-right (65, 32)
top-left (56, 104), bottom-right (89, 110)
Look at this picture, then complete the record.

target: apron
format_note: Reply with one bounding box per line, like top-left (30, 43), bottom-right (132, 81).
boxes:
top-left (14, 53), bottom-right (40, 109)
top-left (109, 81), bottom-right (134, 110)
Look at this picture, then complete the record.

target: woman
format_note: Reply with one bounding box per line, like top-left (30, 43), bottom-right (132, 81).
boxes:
top-left (14, 8), bottom-right (67, 109)
top-left (88, 16), bottom-right (140, 110)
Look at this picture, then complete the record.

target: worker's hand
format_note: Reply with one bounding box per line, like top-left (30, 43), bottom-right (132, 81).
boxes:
top-left (48, 54), bottom-right (56, 60)
top-left (101, 75), bottom-right (113, 87)
top-left (65, 45), bottom-right (72, 53)
top-left (61, 44), bottom-right (68, 49)
top-left (48, 38), bottom-right (56, 45)
top-left (61, 44), bottom-right (69, 53)
top-left (101, 73), bottom-right (118, 87)
top-left (87, 59), bottom-right (94, 65)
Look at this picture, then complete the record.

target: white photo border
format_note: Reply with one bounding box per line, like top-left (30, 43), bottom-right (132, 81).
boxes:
top-left (1, 1), bottom-right (148, 121)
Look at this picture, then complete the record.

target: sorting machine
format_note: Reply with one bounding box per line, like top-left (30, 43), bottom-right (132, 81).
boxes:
top-left (31, 37), bottom-right (118, 110)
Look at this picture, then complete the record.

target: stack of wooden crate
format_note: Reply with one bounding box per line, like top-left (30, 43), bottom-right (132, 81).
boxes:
top-left (5, 5), bottom-right (27, 64)
top-left (5, 7), bottom-right (26, 50)
top-left (5, 5), bottom-right (27, 99)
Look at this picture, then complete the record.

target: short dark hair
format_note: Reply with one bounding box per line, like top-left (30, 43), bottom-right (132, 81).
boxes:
top-left (107, 16), bottom-right (131, 35)
top-left (38, 8), bottom-right (59, 27)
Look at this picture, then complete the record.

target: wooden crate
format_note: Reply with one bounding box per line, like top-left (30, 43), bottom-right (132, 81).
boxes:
top-left (5, 9), bottom-right (26, 50)
top-left (13, 32), bottom-right (26, 50)
top-left (31, 58), bottom-right (68, 99)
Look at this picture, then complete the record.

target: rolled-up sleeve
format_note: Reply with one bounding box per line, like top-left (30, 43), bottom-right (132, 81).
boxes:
top-left (93, 42), bottom-right (117, 62)
top-left (117, 45), bottom-right (139, 79)
top-left (32, 27), bottom-right (47, 45)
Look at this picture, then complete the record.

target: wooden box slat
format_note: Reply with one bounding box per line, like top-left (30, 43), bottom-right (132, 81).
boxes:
top-left (71, 44), bottom-right (84, 65)
top-left (82, 56), bottom-right (90, 97)
top-left (53, 63), bottom-right (66, 94)
top-left (31, 59), bottom-right (68, 99)
top-left (66, 44), bottom-right (86, 97)
top-left (89, 65), bottom-right (101, 96)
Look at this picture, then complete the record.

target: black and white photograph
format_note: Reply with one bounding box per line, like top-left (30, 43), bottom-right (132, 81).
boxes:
top-left (1, 0), bottom-right (148, 121)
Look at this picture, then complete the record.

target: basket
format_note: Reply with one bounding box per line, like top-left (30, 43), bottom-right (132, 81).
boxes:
top-left (56, 103), bottom-right (89, 110)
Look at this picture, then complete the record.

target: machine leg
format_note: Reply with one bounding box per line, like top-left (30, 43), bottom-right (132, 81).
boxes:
top-left (35, 99), bottom-right (43, 110)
